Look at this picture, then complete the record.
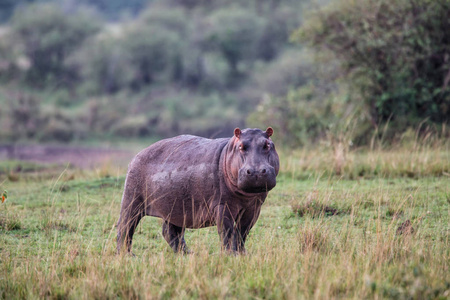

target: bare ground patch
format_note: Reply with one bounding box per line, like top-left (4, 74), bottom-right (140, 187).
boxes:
top-left (0, 144), bottom-right (133, 169)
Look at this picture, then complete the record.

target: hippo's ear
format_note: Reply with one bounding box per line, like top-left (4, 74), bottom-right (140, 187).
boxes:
top-left (265, 127), bottom-right (274, 137)
top-left (234, 128), bottom-right (241, 139)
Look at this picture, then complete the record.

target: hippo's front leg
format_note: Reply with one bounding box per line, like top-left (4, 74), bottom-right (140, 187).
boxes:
top-left (216, 204), bottom-right (239, 253)
top-left (234, 206), bottom-right (262, 253)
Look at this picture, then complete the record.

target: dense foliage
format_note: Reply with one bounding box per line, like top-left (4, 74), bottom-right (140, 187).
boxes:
top-left (0, 0), bottom-right (305, 142)
top-left (0, 0), bottom-right (448, 145)
top-left (304, 0), bottom-right (449, 141)
top-left (252, 0), bottom-right (450, 146)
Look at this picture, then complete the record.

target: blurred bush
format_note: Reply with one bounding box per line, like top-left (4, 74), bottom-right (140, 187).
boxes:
top-left (10, 3), bottom-right (102, 86)
top-left (7, 93), bottom-right (42, 140)
top-left (257, 4), bottom-right (303, 61)
top-left (202, 8), bottom-right (265, 85)
top-left (293, 0), bottom-right (450, 140)
top-left (39, 110), bottom-right (76, 142)
top-left (249, 86), bottom-right (332, 147)
top-left (124, 24), bottom-right (184, 89)
top-left (251, 50), bottom-right (314, 97)
top-left (73, 32), bottom-right (133, 94)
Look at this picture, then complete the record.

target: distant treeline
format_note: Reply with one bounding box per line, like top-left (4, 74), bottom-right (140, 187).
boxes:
top-left (0, 0), bottom-right (149, 22)
top-left (0, 0), bottom-right (448, 145)
top-left (0, 0), bottom-right (306, 142)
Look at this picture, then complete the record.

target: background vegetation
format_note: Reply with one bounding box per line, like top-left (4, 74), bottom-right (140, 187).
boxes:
top-left (0, 0), bottom-right (306, 142)
top-left (1, 0), bottom-right (447, 145)
top-left (251, 0), bottom-right (450, 146)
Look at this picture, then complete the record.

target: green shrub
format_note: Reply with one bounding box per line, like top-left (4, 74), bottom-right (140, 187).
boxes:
top-left (294, 0), bottom-right (450, 131)
top-left (75, 32), bottom-right (134, 94)
top-left (111, 115), bottom-right (150, 137)
top-left (7, 93), bottom-right (42, 140)
top-left (39, 111), bottom-right (75, 142)
top-left (252, 50), bottom-right (314, 96)
top-left (248, 85), bottom-right (340, 147)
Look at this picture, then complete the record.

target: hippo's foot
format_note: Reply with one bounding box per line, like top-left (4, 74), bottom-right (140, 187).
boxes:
top-left (174, 243), bottom-right (192, 255)
top-left (178, 249), bottom-right (193, 255)
top-left (238, 249), bottom-right (247, 256)
top-left (115, 249), bottom-right (137, 257)
top-left (237, 247), bottom-right (247, 255)
top-left (182, 247), bottom-right (193, 255)
top-left (223, 249), bottom-right (239, 256)
top-left (223, 247), bottom-right (246, 256)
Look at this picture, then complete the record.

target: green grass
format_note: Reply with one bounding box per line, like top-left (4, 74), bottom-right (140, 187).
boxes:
top-left (0, 148), bottom-right (449, 299)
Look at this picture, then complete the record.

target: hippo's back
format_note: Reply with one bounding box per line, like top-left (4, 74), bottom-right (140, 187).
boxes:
top-left (135, 135), bottom-right (227, 169)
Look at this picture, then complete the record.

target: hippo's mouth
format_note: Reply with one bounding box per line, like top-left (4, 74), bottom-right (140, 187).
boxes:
top-left (241, 188), bottom-right (268, 194)
top-left (238, 182), bottom-right (276, 194)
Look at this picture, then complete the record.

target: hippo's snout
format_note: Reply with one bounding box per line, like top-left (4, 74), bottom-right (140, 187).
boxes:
top-left (237, 165), bottom-right (277, 193)
top-left (243, 166), bottom-right (269, 176)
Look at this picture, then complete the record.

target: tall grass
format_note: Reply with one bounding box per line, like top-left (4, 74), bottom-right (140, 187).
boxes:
top-left (0, 141), bottom-right (449, 299)
top-left (281, 133), bottom-right (449, 179)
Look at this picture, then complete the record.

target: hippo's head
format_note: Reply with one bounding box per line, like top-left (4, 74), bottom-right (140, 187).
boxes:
top-left (226, 127), bottom-right (280, 194)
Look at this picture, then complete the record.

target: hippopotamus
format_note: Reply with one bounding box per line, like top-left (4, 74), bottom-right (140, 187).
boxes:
top-left (117, 127), bottom-right (279, 254)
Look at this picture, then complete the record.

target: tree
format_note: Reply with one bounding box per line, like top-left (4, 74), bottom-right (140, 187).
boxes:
top-left (11, 3), bottom-right (102, 86)
top-left (203, 8), bottom-right (265, 81)
top-left (75, 32), bottom-right (134, 94)
top-left (123, 24), bottom-right (184, 89)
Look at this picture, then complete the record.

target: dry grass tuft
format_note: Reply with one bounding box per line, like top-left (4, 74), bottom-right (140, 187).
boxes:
top-left (0, 210), bottom-right (21, 231)
top-left (298, 226), bottom-right (330, 253)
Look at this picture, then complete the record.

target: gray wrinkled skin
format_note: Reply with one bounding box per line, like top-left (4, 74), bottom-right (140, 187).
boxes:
top-left (117, 128), bottom-right (279, 254)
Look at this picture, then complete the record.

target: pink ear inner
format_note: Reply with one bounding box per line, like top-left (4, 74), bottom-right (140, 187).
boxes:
top-left (234, 128), bottom-right (241, 139)
top-left (266, 127), bottom-right (273, 137)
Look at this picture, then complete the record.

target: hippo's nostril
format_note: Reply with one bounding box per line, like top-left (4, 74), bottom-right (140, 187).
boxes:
top-left (261, 169), bottom-right (266, 174)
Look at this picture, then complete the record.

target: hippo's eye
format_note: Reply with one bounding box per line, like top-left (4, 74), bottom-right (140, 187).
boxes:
top-left (239, 144), bottom-right (247, 152)
top-left (263, 141), bottom-right (271, 151)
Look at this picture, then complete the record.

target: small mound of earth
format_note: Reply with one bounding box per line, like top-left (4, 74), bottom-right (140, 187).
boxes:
top-left (396, 220), bottom-right (415, 236)
top-left (0, 144), bottom-right (133, 169)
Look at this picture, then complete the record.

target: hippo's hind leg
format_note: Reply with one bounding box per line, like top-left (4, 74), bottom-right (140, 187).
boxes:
top-left (162, 221), bottom-right (190, 254)
top-left (117, 193), bottom-right (145, 255)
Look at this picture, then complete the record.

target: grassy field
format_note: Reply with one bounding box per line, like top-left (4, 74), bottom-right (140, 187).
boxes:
top-left (0, 144), bottom-right (449, 299)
